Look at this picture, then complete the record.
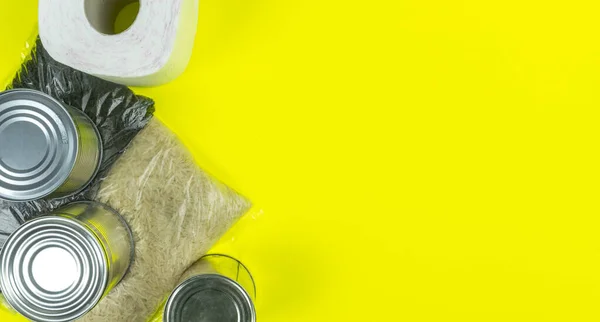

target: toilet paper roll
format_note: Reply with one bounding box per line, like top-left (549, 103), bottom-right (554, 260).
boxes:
top-left (39, 0), bottom-right (199, 87)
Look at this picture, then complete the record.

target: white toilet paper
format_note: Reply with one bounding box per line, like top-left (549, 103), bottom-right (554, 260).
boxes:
top-left (39, 0), bottom-right (199, 87)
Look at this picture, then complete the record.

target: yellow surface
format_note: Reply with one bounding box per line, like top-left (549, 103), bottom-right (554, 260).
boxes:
top-left (2, 1), bottom-right (600, 321)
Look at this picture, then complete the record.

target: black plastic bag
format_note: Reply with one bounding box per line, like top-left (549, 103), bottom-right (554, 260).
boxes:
top-left (0, 38), bottom-right (155, 247)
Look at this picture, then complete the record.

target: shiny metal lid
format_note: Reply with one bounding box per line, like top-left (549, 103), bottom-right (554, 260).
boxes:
top-left (0, 89), bottom-right (78, 201)
top-left (164, 274), bottom-right (256, 322)
top-left (0, 216), bottom-right (108, 322)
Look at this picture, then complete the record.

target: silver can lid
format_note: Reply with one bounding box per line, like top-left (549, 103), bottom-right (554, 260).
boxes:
top-left (164, 274), bottom-right (256, 322)
top-left (0, 89), bottom-right (78, 201)
top-left (0, 216), bottom-right (108, 322)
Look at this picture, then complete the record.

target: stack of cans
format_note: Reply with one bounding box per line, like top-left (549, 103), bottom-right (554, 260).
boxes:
top-left (0, 89), bottom-right (257, 322)
top-left (0, 89), bottom-right (134, 321)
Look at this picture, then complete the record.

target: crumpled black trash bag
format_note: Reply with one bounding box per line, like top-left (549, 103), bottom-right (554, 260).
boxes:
top-left (0, 38), bottom-right (155, 247)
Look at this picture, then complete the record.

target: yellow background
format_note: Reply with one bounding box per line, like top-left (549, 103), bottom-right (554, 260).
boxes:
top-left (2, 0), bottom-right (600, 321)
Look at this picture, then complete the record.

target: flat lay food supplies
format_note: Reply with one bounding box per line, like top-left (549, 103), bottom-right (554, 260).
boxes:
top-left (0, 1), bottom-right (256, 322)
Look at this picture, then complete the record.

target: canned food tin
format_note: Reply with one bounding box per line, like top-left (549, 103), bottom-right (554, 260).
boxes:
top-left (162, 254), bottom-right (257, 322)
top-left (0, 201), bottom-right (134, 322)
top-left (0, 89), bottom-right (102, 201)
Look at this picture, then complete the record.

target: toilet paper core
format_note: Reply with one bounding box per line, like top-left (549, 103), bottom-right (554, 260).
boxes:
top-left (84, 0), bottom-right (141, 35)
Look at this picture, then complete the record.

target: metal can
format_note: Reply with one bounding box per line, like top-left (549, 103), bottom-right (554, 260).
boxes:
top-left (0, 201), bottom-right (134, 322)
top-left (0, 89), bottom-right (102, 201)
top-left (161, 254), bottom-right (257, 322)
